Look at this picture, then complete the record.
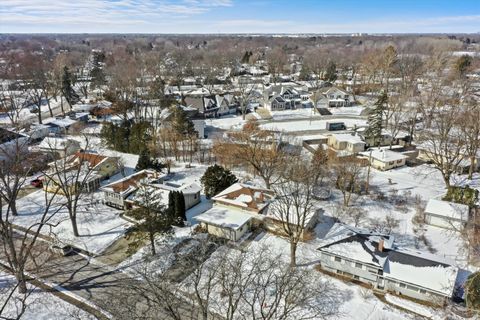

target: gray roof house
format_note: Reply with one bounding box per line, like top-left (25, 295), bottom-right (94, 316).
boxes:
top-left (317, 223), bottom-right (459, 303)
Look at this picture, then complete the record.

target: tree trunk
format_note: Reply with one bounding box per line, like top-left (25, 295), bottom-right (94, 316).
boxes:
top-left (150, 232), bottom-right (156, 256)
top-left (290, 241), bottom-right (297, 268)
top-left (468, 155), bottom-right (475, 180)
top-left (16, 270), bottom-right (27, 294)
top-left (71, 215), bottom-right (80, 237)
top-left (46, 95), bottom-right (53, 117)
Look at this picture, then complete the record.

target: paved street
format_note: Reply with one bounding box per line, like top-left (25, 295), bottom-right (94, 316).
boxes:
top-left (0, 232), bottom-right (208, 320)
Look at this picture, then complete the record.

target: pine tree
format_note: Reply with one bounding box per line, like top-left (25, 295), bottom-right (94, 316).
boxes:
top-left (61, 66), bottom-right (80, 107)
top-left (201, 164), bottom-right (238, 198)
top-left (466, 272), bottom-right (480, 313)
top-left (365, 92), bottom-right (388, 147)
top-left (126, 186), bottom-right (174, 256)
top-left (172, 107), bottom-right (195, 136)
top-left (136, 149), bottom-right (151, 171)
top-left (176, 191), bottom-right (186, 223)
top-left (324, 61), bottom-right (337, 83)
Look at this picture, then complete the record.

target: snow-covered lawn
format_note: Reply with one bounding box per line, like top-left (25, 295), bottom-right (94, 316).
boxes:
top-left (118, 226), bottom-right (197, 278)
top-left (205, 115), bottom-right (246, 131)
top-left (328, 105), bottom-right (365, 116)
top-left (320, 164), bottom-right (478, 270)
top-left (260, 118), bottom-right (367, 132)
top-left (270, 108), bottom-right (317, 120)
top-left (0, 272), bottom-right (95, 320)
top-left (10, 190), bottom-right (131, 255)
top-left (181, 232), bottom-right (416, 320)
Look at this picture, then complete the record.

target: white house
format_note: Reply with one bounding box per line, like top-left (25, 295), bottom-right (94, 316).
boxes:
top-left (195, 182), bottom-right (319, 241)
top-left (359, 149), bottom-right (408, 171)
top-left (424, 199), bottom-right (469, 230)
top-left (195, 206), bottom-right (252, 241)
top-left (327, 133), bottom-right (366, 155)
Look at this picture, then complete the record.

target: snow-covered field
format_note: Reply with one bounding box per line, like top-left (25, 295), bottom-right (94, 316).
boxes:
top-left (261, 118), bottom-right (367, 132)
top-left (0, 272), bottom-right (95, 320)
top-left (9, 190), bottom-right (131, 255)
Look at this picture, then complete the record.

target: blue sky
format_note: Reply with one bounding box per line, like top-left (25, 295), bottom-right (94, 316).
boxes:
top-left (1, 0), bottom-right (479, 34)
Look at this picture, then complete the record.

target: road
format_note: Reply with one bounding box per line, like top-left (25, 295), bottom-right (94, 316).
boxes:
top-left (0, 233), bottom-right (211, 320)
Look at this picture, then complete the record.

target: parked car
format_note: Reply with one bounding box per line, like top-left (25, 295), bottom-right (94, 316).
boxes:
top-left (30, 178), bottom-right (43, 188)
top-left (50, 244), bottom-right (76, 256)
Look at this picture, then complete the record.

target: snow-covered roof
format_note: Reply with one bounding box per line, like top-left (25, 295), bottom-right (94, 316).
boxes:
top-left (360, 149), bottom-right (408, 163)
top-left (329, 133), bottom-right (365, 145)
top-left (38, 137), bottom-right (79, 151)
top-left (100, 169), bottom-right (160, 197)
top-left (425, 199), bottom-right (469, 222)
top-left (46, 117), bottom-right (77, 128)
top-left (318, 223), bottom-right (458, 296)
top-left (195, 206), bottom-right (252, 231)
top-left (212, 183), bottom-right (274, 212)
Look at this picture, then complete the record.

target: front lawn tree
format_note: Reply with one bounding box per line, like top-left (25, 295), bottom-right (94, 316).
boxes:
top-left (201, 164), bottom-right (238, 198)
top-left (42, 137), bottom-right (98, 237)
top-left (127, 186), bottom-right (175, 256)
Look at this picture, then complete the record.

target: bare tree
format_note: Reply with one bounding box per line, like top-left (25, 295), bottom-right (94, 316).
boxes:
top-left (41, 136), bottom-right (100, 237)
top-left (270, 159), bottom-right (317, 267)
top-left (213, 120), bottom-right (287, 189)
top-left (0, 140), bottom-right (61, 296)
top-left (331, 156), bottom-right (366, 207)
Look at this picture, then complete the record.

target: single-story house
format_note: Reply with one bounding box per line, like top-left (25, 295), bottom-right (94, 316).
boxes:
top-left (359, 149), bottom-right (408, 171)
top-left (196, 182), bottom-right (319, 241)
top-left (195, 206), bottom-right (252, 241)
top-left (44, 151), bottom-right (120, 194)
top-left (38, 137), bottom-right (80, 158)
top-left (0, 128), bottom-right (29, 163)
top-left (327, 133), bottom-right (366, 154)
top-left (424, 199), bottom-right (469, 230)
top-left (101, 169), bottom-right (162, 209)
top-left (317, 223), bottom-right (459, 303)
top-left (127, 181), bottom-right (201, 211)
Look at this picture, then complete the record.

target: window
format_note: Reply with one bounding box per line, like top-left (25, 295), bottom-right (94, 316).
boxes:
top-left (397, 160), bottom-right (403, 164)
top-left (334, 257), bottom-right (342, 262)
top-left (355, 262), bottom-right (362, 268)
top-left (388, 161), bottom-right (394, 165)
top-left (378, 270), bottom-right (383, 275)
top-left (419, 289), bottom-right (427, 294)
top-left (399, 283), bottom-right (406, 288)
top-left (407, 285), bottom-right (419, 292)
top-left (353, 275), bottom-right (360, 280)
top-left (336, 270), bottom-right (343, 274)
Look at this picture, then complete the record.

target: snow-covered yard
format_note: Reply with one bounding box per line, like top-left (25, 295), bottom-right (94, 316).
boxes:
top-left (260, 118), bottom-right (367, 132)
top-left (0, 272), bottom-right (95, 320)
top-left (9, 190), bottom-right (131, 255)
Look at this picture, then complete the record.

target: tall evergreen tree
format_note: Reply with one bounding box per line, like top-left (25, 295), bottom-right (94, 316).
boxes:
top-left (172, 107), bottom-right (195, 136)
top-left (365, 92), bottom-right (388, 147)
top-left (61, 66), bottom-right (80, 107)
top-left (126, 186), bottom-right (174, 256)
top-left (201, 164), bottom-right (238, 198)
top-left (175, 191), bottom-right (186, 223)
top-left (324, 61), bottom-right (337, 83)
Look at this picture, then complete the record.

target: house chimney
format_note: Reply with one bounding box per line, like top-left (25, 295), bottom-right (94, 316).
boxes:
top-left (378, 239), bottom-right (384, 252)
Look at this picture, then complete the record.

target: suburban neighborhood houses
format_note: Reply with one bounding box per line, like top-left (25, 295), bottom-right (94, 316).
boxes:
top-left (1, 4), bottom-right (480, 319)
